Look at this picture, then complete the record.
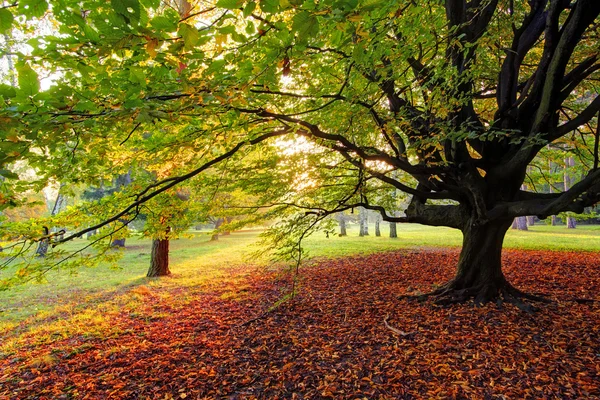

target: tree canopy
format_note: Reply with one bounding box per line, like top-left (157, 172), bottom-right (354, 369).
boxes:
top-left (1, 0), bottom-right (599, 306)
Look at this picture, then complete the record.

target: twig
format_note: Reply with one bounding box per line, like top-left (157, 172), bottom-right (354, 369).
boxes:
top-left (383, 314), bottom-right (415, 337)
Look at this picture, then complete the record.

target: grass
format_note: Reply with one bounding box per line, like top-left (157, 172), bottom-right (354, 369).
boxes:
top-left (1, 223), bottom-right (599, 330)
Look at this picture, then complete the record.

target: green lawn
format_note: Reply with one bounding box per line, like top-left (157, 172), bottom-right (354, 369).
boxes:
top-left (1, 223), bottom-right (599, 328)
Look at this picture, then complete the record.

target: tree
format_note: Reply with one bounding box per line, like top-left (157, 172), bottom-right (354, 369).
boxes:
top-left (337, 213), bottom-right (347, 236)
top-left (1, 1), bottom-right (600, 308)
top-left (358, 207), bottom-right (369, 237)
top-left (147, 227), bottom-right (171, 277)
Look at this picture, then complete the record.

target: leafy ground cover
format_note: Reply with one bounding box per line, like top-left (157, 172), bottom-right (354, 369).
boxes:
top-left (1, 240), bottom-right (599, 399)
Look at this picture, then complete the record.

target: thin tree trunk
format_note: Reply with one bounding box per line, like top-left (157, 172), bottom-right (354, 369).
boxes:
top-left (548, 158), bottom-right (558, 226)
top-left (389, 222), bottom-right (397, 238)
top-left (211, 218), bottom-right (224, 241)
top-left (359, 207), bottom-right (368, 236)
top-left (389, 170), bottom-right (398, 238)
top-left (375, 214), bottom-right (381, 237)
top-left (36, 186), bottom-right (67, 257)
top-left (147, 228), bottom-right (171, 277)
top-left (564, 157), bottom-right (577, 229)
top-left (221, 217), bottom-right (232, 235)
top-left (526, 216), bottom-right (535, 226)
top-left (35, 226), bottom-right (50, 258)
top-left (338, 213), bottom-right (347, 236)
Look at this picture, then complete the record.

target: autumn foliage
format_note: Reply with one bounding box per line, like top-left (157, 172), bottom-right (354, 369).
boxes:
top-left (1, 249), bottom-right (599, 399)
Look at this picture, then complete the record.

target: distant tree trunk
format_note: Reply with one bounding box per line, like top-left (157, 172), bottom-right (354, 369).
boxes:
top-left (375, 214), bottom-right (381, 237)
top-left (512, 216), bottom-right (528, 230)
top-left (337, 213), bottom-right (347, 236)
top-left (526, 216), bottom-right (535, 226)
top-left (35, 226), bottom-right (50, 258)
top-left (211, 218), bottom-right (224, 241)
top-left (358, 207), bottom-right (368, 236)
top-left (147, 228), bottom-right (171, 277)
top-left (221, 217), bottom-right (232, 235)
top-left (548, 159), bottom-right (558, 226)
top-left (564, 157), bottom-right (577, 229)
top-left (111, 238), bottom-right (126, 248)
top-left (389, 222), bottom-right (397, 238)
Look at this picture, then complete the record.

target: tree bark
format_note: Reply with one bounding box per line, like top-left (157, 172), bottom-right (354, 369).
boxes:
top-left (35, 226), bottom-right (50, 258)
top-left (358, 207), bottom-right (369, 236)
top-left (421, 219), bottom-right (539, 309)
top-left (526, 216), bottom-right (536, 226)
top-left (147, 234), bottom-right (170, 277)
top-left (375, 214), bottom-right (381, 237)
top-left (564, 157), bottom-right (577, 229)
top-left (337, 213), bottom-right (347, 236)
top-left (111, 238), bottom-right (126, 248)
top-left (389, 222), bottom-right (397, 238)
top-left (211, 217), bottom-right (224, 241)
top-left (512, 216), bottom-right (528, 230)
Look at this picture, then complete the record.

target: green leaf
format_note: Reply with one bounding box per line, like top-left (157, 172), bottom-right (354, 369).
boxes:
top-left (0, 84), bottom-right (16, 99)
top-left (216, 0), bottom-right (244, 9)
top-left (17, 63), bottom-right (40, 96)
top-left (0, 8), bottom-right (14, 33)
top-left (0, 169), bottom-right (19, 180)
top-left (111, 0), bottom-right (141, 25)
top-left (18, 0), bottom-right (48, 19)
top-left (260, 0), bottom-right (279, 14)
top-left (292, 11), bottom-right (319, 40)
top-left (128, 67), bottom-right (146, 86)
top-left (179, 23), bottom-right (199, 50)
top-left (150, 15), bottom-right (178, 32)
top-left (243, 1), bottom-right (256, 17)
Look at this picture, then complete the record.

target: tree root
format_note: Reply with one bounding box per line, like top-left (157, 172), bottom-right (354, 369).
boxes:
top-left (399, 281), bottom-right (552, 313)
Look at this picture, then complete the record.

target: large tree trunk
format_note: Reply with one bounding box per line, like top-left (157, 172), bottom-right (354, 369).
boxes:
top-left (147, 233), bottom-right (170, 277)
top-left (526, 216), bottom-right (535, 226)
top-left (415, 219), bottom-right (544, 311)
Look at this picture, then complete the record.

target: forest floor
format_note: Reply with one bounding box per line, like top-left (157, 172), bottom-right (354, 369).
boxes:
top-left (1, 245), bottom-right (599, 399)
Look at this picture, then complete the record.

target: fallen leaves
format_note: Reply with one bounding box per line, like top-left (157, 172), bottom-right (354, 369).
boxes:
top-left (1, 249), bottom-right (599, 399)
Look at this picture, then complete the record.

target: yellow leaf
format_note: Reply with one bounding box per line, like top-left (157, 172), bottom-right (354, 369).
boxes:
top-left (146, 38), bottom-right (159, 58)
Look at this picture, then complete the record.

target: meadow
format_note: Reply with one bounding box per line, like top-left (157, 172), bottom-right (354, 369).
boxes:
top-left (1, 223), bottom-right (599, 398)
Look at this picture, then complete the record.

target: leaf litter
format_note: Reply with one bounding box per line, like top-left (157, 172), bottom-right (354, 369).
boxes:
top-left (0, 249), bottom-right (599, 399)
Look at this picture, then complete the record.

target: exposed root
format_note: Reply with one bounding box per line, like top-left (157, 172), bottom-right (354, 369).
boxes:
top-left (399, 280), bottom-right (552, 313)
